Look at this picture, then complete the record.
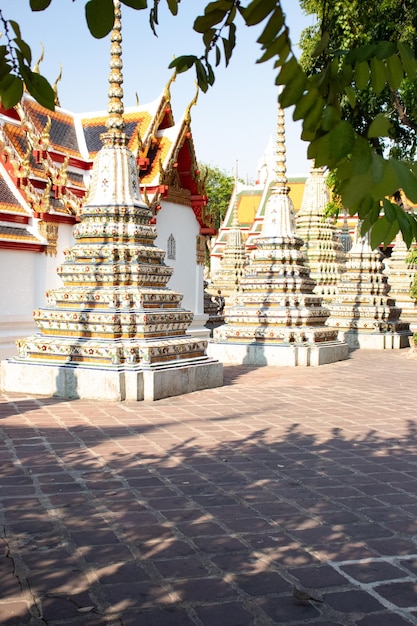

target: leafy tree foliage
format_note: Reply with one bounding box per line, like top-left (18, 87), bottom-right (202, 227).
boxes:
top-left (2, 0), bottom-right (417, 248)
top-left (200, 163), bottom-right (234, 229)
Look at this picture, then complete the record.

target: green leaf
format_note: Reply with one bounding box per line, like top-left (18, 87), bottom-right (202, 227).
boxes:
top-left (24, 71), bottom-right (55, 110)
top-left (30, 0), bottom-right (52, 9)
top-left (258, 29), bottom-right (289, 64)
top-left (344, 85), bottom-right (356, 109)
top-left (390, 159), bottom-right (417, 203)
top-left (226, 5), bottom-right (237, 25)
top-left (397, 42), bottom-right (417, 79)
top-left (359, 196), bottom-right (381, 224)
top-left (355, 61), bottom-right (370, 90)
top-left (14, 38), bottom-right (32, 65)
top-left (383, 197), bottom-right (397, 223)
top-left (206, 61), bottom-right (215, 86)
top-left (386, 53), bottom-right (404, 91)
top-left (121, 0), bottom-right (147, 8)
top-left (8, 21), bottom-right (22, 39)
top-left (301, 97), bottom-right (325, 136)
top-left (370, 215), bottom-right (396, 249)
top-left (257, 7), bottom-right (284, 45)
top-left (279, 71), bottom-right (306, 108)
top-left (240, 0), bottom-right (277, 26)
top-left (395, 204), bottom-right (413, 247)
top-left (194, 10), bottom-right (227, 33)
top-left (370, 158), bottom-right (398, 200)
top-left (275, 56), bottom-right (299, 85)
top-left (308, 121), bottom-right (355, 169)
top-left (340, 172), bottom-right (373, 209)
top-left (374, 40), bottom-right (396, 60)
top-left (293, 88), bottom-right (320, 122)
top-left (222, 36), bottom-right (233, 67)
top-left (370, 56), bottom-right (386, 94)
top-left (311, 31), bottom-right (330, 58)
top-left (368, 113), bottom-right (391, 138)
top-left (346, 44), bottom-right (375, 65)
top-left (195, 59), bottom-right (208, 92)
top-left (85, 0), bottom-right (114, 38)
top-left (321, 105), bottom-right (341, 131)
top-left (203, 28), bottom-right (216, 48)
top-left (169, 55), bottom-right (197, 73)
top-left (0, 74), bottom-right (23, 109)
top-left (215, 44), bottom-right (221, 66)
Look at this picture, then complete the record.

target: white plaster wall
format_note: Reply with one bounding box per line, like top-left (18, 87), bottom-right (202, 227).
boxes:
top-left (0, 223), bottom-right (75, 359)
top-left (155, 201), bottom-right (204, 315)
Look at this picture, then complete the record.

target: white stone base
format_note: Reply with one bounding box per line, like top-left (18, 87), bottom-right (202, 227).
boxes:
top-left (0, 358), bottom-right (223, 402)
top-left (186, 314), bottom-right (211, 340)
top-left (339, 331), bottom-right (411, 350)
top-left (207, 340), bottom-right (349, 366)
top-left (0, 318), bottom-right (37, 361)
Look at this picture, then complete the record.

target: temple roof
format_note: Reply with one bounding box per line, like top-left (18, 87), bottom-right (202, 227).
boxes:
top-left (0, 77), bottom-right (214, 249)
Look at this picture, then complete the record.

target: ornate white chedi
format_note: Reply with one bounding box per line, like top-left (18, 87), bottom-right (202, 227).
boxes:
top-left (295, 166), bottom-right (346, 301)
top-left (207, 102), bottom-right (348, 366)
top-left (326, 227), bottom-right (411, 349)
top-left (209, 178), bottom-right (248, 307)
top-left (384, 232), bottom-right (417, 333)
top-left (1, 1), bottom-right (222, 400)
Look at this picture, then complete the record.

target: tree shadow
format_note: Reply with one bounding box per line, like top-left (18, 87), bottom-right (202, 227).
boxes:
top-left (1, 398), bottom-right (417, 624)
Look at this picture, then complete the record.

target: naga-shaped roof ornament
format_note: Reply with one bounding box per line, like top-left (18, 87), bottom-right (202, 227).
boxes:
top-left (184, 81), bottom-right (199, 126)
top-left (33, 43), bottom-right (45, 74)
top-left (163, 69), bottom-right (177, 103)
top-left (53, 64), bottom-right (63, 107)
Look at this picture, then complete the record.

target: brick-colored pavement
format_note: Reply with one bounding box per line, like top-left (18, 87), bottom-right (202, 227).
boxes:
top-left (1, 349), bottom-right (417, 625)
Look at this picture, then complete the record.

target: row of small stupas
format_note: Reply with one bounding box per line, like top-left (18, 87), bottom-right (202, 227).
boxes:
top-left (0, 56), bottom-right (216, 358)
top-left (207, 107), bottom-right (417, 353)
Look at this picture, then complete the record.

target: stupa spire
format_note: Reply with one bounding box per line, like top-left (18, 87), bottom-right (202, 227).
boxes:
top-left (103, 0), bottom-right (125, 143)
top-left (274, 99), bottom-right (288, 186)
top-left (260, 99), bottom-right (297, 238)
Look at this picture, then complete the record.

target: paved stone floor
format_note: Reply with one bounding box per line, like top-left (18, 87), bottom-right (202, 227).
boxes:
top-left (1, 349), bottom-right (417, 625)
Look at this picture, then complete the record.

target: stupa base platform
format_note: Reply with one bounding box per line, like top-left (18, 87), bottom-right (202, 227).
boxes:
top-left (207, 340), bottom-right (349, 367)
top-left (0, 358), bottom-right (223, 402)
top-left (337, 330), bottom-right (412, 350)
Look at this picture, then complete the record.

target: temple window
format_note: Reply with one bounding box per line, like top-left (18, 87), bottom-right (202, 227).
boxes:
top-left (167, 233), bottom-right (176, 260)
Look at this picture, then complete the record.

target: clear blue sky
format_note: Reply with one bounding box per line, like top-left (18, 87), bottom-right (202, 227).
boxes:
top-left (3, 1), bottom-right (314, 182)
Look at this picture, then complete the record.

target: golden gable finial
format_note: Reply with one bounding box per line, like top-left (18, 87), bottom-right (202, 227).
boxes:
top-left (53, 64), bottom-right (63, 107)
top-left (33, 43), bottom-right (45, 74)
top-left (184, 81), bottom-right (199, 125)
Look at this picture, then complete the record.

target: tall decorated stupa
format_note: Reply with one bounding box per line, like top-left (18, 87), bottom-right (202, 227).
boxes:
top-left (384, 232), bottom-right (417, 333)
top-left (295, 166), bottom-right (346, 301)
top-left (1, 1), bottom-right (222, 400)
top-left (209, 176), bottom-right (248, 307)
top-left (326, 227), bottom-right (411, 349)
top-left (207, 102), bottom-right (348, 366)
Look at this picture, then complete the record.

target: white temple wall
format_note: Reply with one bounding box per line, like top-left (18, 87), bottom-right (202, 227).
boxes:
top-left (155, 201), bottom-right (203, 314)
top-left (0, 223), bottom-right (74, 360)
top-left (155, 200), bottom-right (209, 338)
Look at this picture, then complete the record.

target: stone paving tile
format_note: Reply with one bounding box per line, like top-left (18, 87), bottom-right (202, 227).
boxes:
top-left (1, 350), bottom-right (417, 624)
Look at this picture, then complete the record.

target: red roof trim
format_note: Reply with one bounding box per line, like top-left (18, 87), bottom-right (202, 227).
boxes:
top-left (0, 212), bottom-right (29, 225)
